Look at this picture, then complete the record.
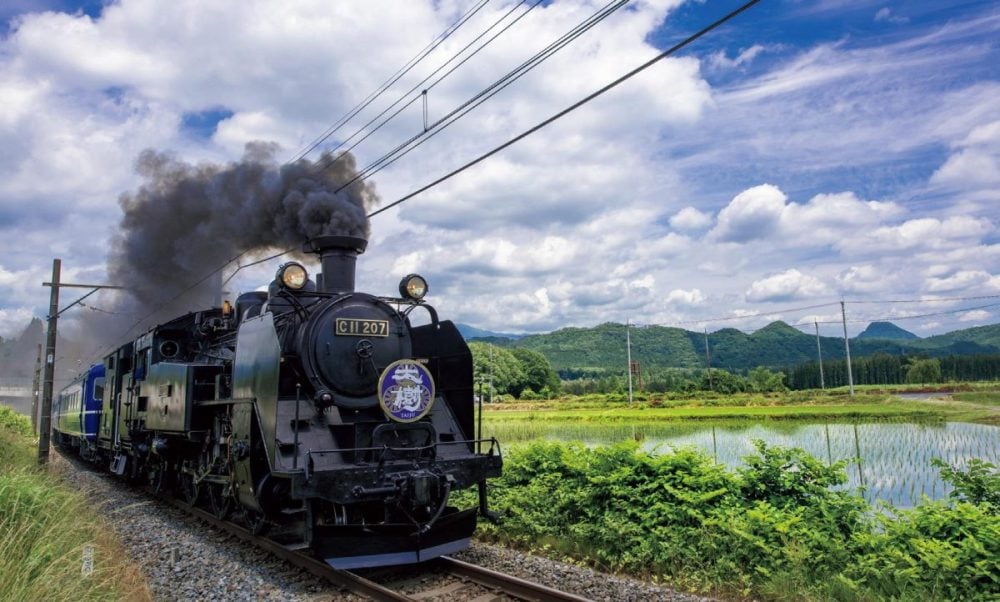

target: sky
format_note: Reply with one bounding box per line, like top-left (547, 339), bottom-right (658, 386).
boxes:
top-left (0, 0), bottom-right (997, 347)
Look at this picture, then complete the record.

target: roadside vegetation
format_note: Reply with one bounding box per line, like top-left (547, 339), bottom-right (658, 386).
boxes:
top-left (467, 440), bottom-right (1000, 601)
top-left (0, 405), bottom-right (150, 601)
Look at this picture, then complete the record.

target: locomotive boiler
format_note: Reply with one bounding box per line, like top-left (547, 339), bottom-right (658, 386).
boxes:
top-left (54, 235), bottom-right (502, 568)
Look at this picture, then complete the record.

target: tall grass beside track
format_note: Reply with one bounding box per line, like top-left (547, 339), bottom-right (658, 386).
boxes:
top-left (0, 404), bottom-right (150, 601)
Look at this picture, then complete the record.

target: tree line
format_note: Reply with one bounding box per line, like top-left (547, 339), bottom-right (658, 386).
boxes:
top-left (471, 340), bottom-right (1000, 399)
top-left (784, 353), bottom-right (1000, 389)
top-left (469, 342), bottom-right (561, 399)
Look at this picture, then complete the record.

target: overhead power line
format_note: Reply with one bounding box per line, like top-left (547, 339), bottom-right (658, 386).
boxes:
top-left (221, 248), bottom-right (295, 288)
top-left (846, 294), bottom-right (1000, 304)
top-left (337, 0), bottom-right (629, 192)
top-left (367, 0), bottom-right (763, 219)
top-left (311, 0), bottom-right (538, 175)
top-left (805, 301), bottom-right (1000, 327)
top-left (286, 0), bottom-right (492, 164)
top-left (78, 1), bottom-right (761, 364)
top-left (655, 301), bottom-right (841, 328)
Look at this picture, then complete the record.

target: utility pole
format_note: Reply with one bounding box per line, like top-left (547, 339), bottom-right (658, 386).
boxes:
top-left (38, 259), bottom-right (61, 465)
top-left (841, 301), bottom-right (855, 396)
top-left (31, 343), bottom-right (42, 433)
top-left (814, 321), bottom-right (825, 390)
top-left (626, 320), bottom-right (633, 407)
top-left (704, 327), bottom-right (713, 391)
top-left (37, 260), bottom-right (125, 465)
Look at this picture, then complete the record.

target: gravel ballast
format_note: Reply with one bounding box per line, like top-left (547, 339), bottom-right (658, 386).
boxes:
top-left (53, 451), bottom-right (713, 601)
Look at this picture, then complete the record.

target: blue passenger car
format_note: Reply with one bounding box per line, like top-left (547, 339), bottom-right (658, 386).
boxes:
top-left (53, 363), bottom-right (105, 457)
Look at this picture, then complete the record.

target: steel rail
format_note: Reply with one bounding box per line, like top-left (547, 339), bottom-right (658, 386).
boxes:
top-left (438, 556), bottom-right (593, 602)
top-left (166, 493), bottom-right (595, 601)
top-left (161, 496), bottom-right (414, 602)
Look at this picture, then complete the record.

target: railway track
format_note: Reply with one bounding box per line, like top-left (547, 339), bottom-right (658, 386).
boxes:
top-left (56, 448), bottom-right (592, 601)
top-left (163, 495), bottom-right (592, 602)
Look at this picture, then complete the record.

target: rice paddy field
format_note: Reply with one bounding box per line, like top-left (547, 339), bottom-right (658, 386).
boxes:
top-left (483, 392), bottom-right (1000, 508)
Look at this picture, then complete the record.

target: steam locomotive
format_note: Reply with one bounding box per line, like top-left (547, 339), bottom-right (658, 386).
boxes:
top-left (52, 236), bottom-right (502, 568)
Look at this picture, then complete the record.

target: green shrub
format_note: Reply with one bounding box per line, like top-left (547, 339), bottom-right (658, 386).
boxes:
top-left (933, 458), bottom-right (1000, 508)
top-left (472, 440), bottom-right (1000, 600)
top-left (846, 500), bottom-right (1000, 601)
top-left (0, 404), bottom-right (33, 437)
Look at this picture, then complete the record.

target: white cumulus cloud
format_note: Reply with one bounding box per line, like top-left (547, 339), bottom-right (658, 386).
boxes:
top-left (664, 288), bottom-right (705, 306)
top-left (745, 268), bottom-right (831, 302)
top-left (669, 206), bottom-right (712, 230)
top-left (710, 184), bottom-right (786, 243)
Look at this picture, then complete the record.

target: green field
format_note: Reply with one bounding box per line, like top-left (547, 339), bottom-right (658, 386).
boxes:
top-left (484, 386), bottom-right (1000, 424)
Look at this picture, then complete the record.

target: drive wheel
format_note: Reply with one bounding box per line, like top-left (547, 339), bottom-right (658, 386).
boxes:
top-left (148, 465), bottom-right (168, 496)
top-left (245, 510), bottom-right (269, 536)
top-left (178, 472), bottom-right (201, 507)
top-left (207, 483), bottom-right (232, 520)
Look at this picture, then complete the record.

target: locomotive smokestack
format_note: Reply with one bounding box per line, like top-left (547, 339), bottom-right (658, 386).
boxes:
top-left (304, 236), bottom-right (368, 293)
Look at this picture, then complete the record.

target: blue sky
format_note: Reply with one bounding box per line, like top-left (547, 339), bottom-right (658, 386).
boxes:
top-left (0, 0), bottom-right (997, 344)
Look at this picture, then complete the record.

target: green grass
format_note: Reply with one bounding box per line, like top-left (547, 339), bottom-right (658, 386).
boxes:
top-left (486, 400), bottom-right (948, 422)
top-left (953, 391), bottom-right (1000, 405)
top-left (488, 385), bottom-right (1000, 424)
top-left (0, 404), bottom-right (150, 601)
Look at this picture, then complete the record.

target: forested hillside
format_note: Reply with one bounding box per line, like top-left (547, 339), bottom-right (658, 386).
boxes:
top-left (473, 320), bottom-right (1000, 376)
top-left (914, 323), bottom-right (1000, 350)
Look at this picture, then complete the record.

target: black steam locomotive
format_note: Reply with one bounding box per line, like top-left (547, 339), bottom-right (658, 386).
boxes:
top-left (53, 236), bottom-right (502, 568)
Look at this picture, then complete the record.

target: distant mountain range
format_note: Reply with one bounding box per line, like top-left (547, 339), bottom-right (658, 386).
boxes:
top-left (456, 324), bottom-right (525, 341)
top-left (461, 320), bottom-right (1000, 373)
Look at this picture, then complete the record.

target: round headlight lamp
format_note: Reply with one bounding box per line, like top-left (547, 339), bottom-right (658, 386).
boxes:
top-left (399, 274), bottom-right (428, 300)
top-left (278, 262), bottom-right (308, 290)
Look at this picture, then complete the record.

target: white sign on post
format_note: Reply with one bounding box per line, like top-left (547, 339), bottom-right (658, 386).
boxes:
top-left (81, 544), bottom-right (94, 577)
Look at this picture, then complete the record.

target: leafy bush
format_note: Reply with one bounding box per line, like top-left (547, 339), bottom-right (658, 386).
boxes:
top-left (933, 458), bottom-right (1000, 509)
top-left (0, 404), bottom-right (33, 437)
top-left (471, 440), bottom-right (1000, 600)
top-left (846, 500), bottom-right (1000, 601)
top-left (700, 369), bottom-right (747, 394)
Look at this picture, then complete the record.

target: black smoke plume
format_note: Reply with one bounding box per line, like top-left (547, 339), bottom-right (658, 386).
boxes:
top-left (102, 142), bottom-right (377, 334)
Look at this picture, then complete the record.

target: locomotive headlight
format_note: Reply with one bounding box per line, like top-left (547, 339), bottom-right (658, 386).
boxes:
top-left (399, 274), bottom-right (428, 300)
top-left (278, 262), bottom-right (308, 290)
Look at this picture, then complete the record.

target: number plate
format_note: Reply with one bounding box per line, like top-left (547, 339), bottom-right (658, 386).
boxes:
top-left (335, 318), bottom-right (390, 337)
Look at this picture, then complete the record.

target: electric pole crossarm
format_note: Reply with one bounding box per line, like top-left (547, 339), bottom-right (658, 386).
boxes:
top-left (42, 282), bottom-right (125, 289)
top-left (38, 267), bottom-right (123, 465)
top-left (42, 282), bottom-right (126, 318)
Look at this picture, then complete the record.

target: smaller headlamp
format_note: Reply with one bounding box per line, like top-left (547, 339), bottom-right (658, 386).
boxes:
top-left (278, 262), bottom-right (308, 290)
top-left (399, 274), bottom-right (428, 301)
